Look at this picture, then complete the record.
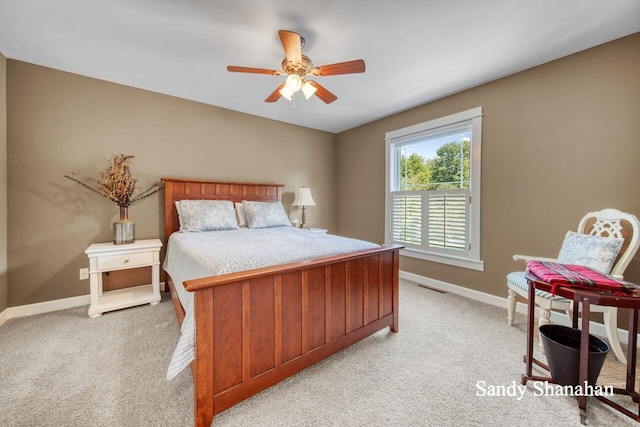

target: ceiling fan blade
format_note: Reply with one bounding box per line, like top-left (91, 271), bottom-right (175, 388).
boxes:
top-left (278, 30), bottom-right (302, 64)
top-left (227, 66), bottom-right (282, 75)
top-left (309, 81), bottom-right (337, 104)
top-left (311, 59), bottom-right (366, 76)
top-left (265, 83), bottom-right (286, 102)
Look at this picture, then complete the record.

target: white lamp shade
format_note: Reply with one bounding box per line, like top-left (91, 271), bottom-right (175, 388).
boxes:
top-left (293, 187), bottom-right (316, 206)
top-left (301, 81), bottom-right (317, 100)
top-left (279, 85), bottom-right (294, 100)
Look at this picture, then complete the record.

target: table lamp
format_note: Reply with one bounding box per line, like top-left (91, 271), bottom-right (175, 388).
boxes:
top-left (293, 187), bottom-right (316, 229)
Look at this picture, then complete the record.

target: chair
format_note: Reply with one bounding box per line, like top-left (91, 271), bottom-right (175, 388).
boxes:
top-left (507, 208), bottom-right (640, 364)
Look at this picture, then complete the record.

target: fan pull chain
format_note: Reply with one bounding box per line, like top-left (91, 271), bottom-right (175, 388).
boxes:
top-left (292, 92), bottom-right (296, 110)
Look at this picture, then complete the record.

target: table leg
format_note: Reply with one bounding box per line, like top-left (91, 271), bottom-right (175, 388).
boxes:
top-left (628, 308), bottom-right (638, 400)
top-left (523, 279), bottom-right (536, 383)
top-left (578, 297), bottom-right (590, 425)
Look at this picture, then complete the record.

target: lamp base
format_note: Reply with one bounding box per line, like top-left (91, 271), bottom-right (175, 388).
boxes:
top-left (300, 206), bottom-right (307, 229)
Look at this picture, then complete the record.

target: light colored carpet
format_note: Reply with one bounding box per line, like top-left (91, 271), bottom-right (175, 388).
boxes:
top-left (0, 280), bottom-right (636, 426)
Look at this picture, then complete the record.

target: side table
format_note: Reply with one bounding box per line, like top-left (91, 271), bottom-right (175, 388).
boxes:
top-left (85, 239), bottom-right (163, 318)
top-left (523, 274), bottom-right (640, 424)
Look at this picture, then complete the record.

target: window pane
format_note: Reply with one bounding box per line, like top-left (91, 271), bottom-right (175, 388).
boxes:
top-left (399, 129), bottom-right (471, 191)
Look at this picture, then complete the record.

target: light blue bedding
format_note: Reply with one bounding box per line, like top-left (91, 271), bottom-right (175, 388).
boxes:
top-left (163, 227), bottom-right (379, 379)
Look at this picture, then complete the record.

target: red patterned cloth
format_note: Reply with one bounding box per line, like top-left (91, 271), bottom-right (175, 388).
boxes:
top-left (525, 261), bottom-right (637, 296)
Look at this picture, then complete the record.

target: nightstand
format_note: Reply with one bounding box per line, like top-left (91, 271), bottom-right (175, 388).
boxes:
top-left (85, 239), bottom-right (162, 318)
top-left (308, 228), bottom-right (328, 234)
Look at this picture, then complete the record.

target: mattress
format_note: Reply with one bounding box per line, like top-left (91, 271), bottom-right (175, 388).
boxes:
top-left (163, 227), bottom-right (379, 379)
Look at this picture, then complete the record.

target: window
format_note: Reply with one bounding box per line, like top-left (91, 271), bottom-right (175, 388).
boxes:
top-left (385, 107), bottom-right (483, 271)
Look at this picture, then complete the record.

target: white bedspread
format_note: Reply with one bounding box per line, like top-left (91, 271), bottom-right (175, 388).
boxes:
top-left (163, 227), bottom-right (379, 379)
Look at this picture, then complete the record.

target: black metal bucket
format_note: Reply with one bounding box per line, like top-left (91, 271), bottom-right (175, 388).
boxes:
top-left (539, 324), bottom-right (610, 386)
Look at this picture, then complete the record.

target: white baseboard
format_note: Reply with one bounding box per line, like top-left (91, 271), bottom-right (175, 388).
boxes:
top-left (0, 294), bottom-right (90, 327)
top-left (0, 307), bottom-right (8, 327)
top-left (400, 270), bottom-right (638, 346)
top-left (0, 281), bottom-right (166, 327)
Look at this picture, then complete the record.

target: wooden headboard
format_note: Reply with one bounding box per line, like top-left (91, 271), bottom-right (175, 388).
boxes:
top-left (161, 178), bottom-right (285, 241)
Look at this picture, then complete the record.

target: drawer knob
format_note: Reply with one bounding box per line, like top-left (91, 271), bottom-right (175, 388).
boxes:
top-left (123, 259), bottom-right (130, 263)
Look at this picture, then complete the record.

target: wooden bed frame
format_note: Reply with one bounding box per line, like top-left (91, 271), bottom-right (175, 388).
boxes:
top-left (161, 178), bottom-right (402, 426)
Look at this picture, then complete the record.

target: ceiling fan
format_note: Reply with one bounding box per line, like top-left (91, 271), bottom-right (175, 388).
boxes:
top-left (227, 30), bottom-right (365, 104)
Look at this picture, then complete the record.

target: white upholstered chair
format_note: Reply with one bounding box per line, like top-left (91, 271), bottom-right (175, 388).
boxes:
top-left (506, 208), bottom-right (640, 364)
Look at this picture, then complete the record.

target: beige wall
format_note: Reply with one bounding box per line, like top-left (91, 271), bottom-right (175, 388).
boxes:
top-left (5, 33), bottom-right (640, 309)
top-left (336, 33), bottom-right (640, 298)
top-left (0, 51), bottom-right (7, 312)
top-left (6, 61), bottom-right (336, 306)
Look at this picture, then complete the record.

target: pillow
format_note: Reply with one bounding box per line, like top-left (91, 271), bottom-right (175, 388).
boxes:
top-left (556, 231), bottom-right (624, 274)
top-left (243, 201), bottom-right (291, 229)
top-left (176, 200), bottom-right (239, 232)
top-left (235, 202), bottom-right (247, 227)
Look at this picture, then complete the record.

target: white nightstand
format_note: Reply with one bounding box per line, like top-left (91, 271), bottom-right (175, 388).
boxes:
top-left (85, 238), bottom-right (163, 318)
top-left (308, 228), bottom-right (328, 234)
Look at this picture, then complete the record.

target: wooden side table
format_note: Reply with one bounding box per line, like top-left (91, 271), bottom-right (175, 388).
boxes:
top-left (523, 274), bottom-right (640, 424)
top-left (85, 239), bottom-right (163, 318)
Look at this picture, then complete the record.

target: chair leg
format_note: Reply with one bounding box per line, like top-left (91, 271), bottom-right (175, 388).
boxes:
top-left (538, 304), bottom-right (551, 327)
top-left (603, 309), bottom-right (627, 365)
top-left (538, 307), bottom-right (551, 353)
top-left (507, 288), bottom-right (517, 326)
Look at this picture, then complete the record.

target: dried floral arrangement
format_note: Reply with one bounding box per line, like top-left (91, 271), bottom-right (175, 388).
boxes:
top-left (65, 154), bottom-right (163, 209)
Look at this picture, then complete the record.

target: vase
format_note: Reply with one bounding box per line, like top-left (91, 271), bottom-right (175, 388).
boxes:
top-left (113, 206), bottom-right (135, 245)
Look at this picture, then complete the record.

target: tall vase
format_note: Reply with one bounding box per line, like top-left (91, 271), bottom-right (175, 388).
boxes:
top-left (113, 206), bottom-right (135, 245)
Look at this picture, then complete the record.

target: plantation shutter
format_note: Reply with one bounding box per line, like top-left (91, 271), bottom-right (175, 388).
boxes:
top-left (426, 189), bottom-right (470, 254)
top-left (391, 191), bottom-right (423, 246)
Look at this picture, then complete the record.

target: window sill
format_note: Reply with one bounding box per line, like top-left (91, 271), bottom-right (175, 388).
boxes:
top-left (400, 248), bottom-right (484, 271)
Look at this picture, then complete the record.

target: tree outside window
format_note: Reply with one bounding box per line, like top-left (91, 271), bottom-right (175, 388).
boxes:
top-left (400, 138), bottom-right (470, 191)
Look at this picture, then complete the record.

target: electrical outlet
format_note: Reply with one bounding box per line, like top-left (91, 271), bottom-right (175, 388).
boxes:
top-left (79, 268), bottom-right (89, 280)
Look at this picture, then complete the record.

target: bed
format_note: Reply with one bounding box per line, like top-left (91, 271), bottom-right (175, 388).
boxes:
top-left (161, 177), bottom-right (402, 426)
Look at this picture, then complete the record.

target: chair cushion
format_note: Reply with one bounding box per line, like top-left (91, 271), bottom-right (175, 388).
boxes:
top-left (507, 271), bottom-right (570, 301)
top-left (556, 231), bottom-right (623, 274)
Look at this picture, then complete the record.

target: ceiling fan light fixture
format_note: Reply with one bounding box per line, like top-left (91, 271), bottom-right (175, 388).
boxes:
top-left (301, 81), bottom-right (317, 100)
top-left (279, 85), bottom-right (294, 100)
top-left (285, 74), bottom-right (302, 92)
top-left (228, 30), bottom-right (364, 104)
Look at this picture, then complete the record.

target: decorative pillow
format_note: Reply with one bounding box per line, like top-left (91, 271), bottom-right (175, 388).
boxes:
top-left (235, 202), bottom-right (247, 227)
top-left (176, 200), bottom-right (239, 232)
top-left (243, 201), bottom-right (291, 229)
top-left (556, 231), bottom-right (624, 274)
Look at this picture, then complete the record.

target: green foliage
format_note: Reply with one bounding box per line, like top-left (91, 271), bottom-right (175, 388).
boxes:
top-left (400, 140), bottom-right (470, 190)
top-left (429, 140), bottom-right (470, 189)
top-left (400, 153), bottom-right (431, 190)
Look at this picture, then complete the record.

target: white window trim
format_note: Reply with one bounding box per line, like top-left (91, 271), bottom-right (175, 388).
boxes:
top-left (385, 107), bottom-right (484, 271)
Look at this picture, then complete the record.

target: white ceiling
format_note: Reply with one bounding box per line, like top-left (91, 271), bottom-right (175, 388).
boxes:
top-left (1, 0), bottom-right (639, 133)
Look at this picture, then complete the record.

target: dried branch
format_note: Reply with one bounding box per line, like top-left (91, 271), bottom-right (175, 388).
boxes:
top-left (65, 154), bottom-right (163, 207)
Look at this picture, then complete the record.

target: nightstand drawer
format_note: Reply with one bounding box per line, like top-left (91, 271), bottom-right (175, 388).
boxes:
top-left (97, 252), bottom-right (153, 271)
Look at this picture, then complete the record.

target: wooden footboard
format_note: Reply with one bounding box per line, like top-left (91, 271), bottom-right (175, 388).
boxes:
top-left (182, 245), bottom-right (401, 427)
